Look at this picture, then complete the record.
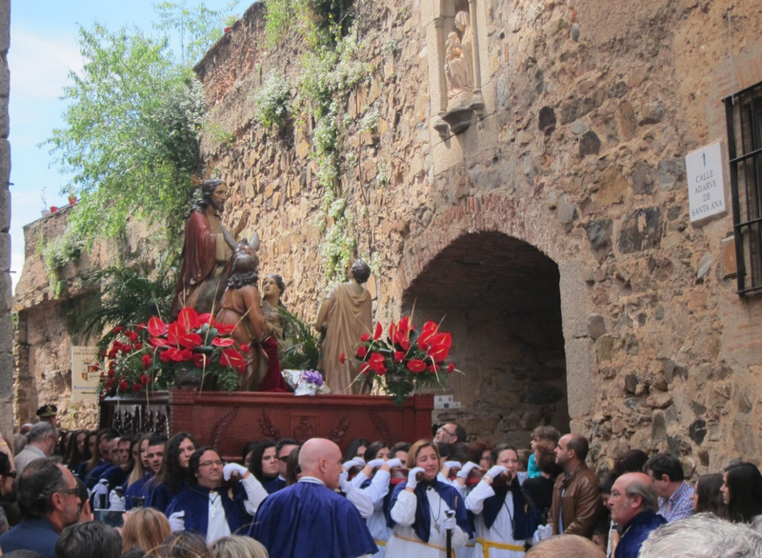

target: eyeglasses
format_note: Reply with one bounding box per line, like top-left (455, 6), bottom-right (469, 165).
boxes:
top-left (438, 426), bottom-right (456, 437)
top-left (59, 487), bottom-right (80, 497)
top-left (3, 470), bottom-right (16, 479)
top-left (278, 456), bottom-right (290, 462)
top-left (199, 460), bottom-right (224, 468)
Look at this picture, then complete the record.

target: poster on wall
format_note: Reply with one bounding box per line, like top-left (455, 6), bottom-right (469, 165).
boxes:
top-left (71, 346), bottom-right (100, 403)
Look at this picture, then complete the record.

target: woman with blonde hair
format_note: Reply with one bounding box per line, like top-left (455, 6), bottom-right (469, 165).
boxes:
top-left (122, 507), bottom-right (172, 554)
top-left (386, 439), bottom-right (472, 557)
top-left (210, 536), bottom-right (268, 558)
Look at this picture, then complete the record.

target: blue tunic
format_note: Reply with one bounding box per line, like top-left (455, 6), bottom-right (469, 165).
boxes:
top-left (85, 461), bottom-right (114, 489)
top-left (0, 518), bottom-right (60, 558)
top-left (166, 484), bottom-right (250, 538)
top-left (100, 463), bottom-right (132, 490)
top-left (262, 476), bottom-right (286, 494)
top-left (125, 472), bottom-right (153, 510)
top-left (251, 478), bottom-right (377, 558)
top-left (145, 478), bottom-right (188, 514)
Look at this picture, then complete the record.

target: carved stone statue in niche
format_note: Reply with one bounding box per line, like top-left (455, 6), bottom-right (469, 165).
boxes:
top-left (445, 10), bottom-right (474, 110)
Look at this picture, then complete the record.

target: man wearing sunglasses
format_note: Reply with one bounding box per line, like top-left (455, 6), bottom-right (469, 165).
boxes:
top-left (0, 458), bottom-right (81, 558)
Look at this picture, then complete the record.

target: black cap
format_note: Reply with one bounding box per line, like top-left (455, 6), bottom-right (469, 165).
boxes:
top-left (36, 404), bottom-right (57, 418)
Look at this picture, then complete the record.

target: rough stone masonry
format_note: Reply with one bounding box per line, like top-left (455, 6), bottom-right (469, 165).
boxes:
top-left (14, 0), bottom-right (762, 477)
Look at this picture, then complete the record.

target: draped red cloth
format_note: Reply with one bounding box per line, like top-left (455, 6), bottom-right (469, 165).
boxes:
top-left (172, 210), bottom-right (221, 316)
top-left (256, 336), bottom-right (290, 392)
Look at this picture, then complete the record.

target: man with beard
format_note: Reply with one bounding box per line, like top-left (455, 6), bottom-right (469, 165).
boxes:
top-left (0, 458), bottom-right (81, 558)
top-left (172, 178), bottom-right (250, 316)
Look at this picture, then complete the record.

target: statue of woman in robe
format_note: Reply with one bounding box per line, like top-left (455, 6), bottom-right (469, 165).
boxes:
top-left (445, 11), bottom-right (475, 110)
top-left (261, 274), bottom-right (294, 358)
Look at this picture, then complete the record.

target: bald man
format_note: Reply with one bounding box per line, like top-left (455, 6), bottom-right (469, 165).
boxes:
top-left (609, 473), bottom-right (666, 558)
top-left (250, 438), bottom-right (377, 558)
top-left (548, 433), bottom-right (603, 538)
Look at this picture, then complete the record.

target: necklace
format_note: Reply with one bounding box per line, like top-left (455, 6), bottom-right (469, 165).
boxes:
top-left (209, 490), bottom-right (220, 517)
top-left (430, 488), bottom-right (444, 533)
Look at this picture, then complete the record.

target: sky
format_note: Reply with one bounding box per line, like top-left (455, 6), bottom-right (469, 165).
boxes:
top-left (8, 1), bottom-right (240, 293)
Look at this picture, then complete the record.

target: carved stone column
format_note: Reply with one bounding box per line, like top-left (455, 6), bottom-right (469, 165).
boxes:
top-left (468, 0), bottom-right (485, 115)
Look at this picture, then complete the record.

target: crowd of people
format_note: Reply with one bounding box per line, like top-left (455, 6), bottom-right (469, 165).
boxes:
top-left (0, 416), bottom-right (761, 558)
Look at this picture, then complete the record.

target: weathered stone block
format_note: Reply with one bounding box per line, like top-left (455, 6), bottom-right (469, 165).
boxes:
top-left (647, 391), bottom-right (673, 409)
top-left (631, 161), bottom-right (654, 195)
top-left (0, 187), bottom-right (8, 233)
top-left (579, 131), bottom-right (601, 157)
top-left (538, 106), bottom-right (556, 135)
top-left (618, 208), bottom-right (663, 254)
top-left (658, 159), bottom-right (685, 191)
top-left (565, 338), bottom-right (595, 418)
top-left (559, 260), bottom-right (591, 340)
top-left (587, 314), bottom-right (606, 340)
top-left (587, 219), bottom-right (613, 262)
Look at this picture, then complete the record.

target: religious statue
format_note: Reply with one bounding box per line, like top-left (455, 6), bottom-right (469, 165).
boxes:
top-left (261, 274), bottom-right (294, 358)
top-left (171, 178), bottom-right (250, 316)
top-left (445, 11), bottom-right (475, 110)
top-left (215, 248), bottom-right (289, 392)
top-left (314, 261), bottom-right (373, 395)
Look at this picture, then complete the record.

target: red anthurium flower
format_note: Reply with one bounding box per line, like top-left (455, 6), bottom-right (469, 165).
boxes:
top-left (394, 351), bottom-right (405, 362)
top-left (113, 326), bottom-right (124, 334)
top-left (212, 337), bottom-right (236, 347)
top-left (148, 337), bottom-right (169, 348)
top-left (406, 359), bottom-right (427, 374)
top-left (374, 322), bottom-right (383, 340)
top-left (220, 347), bottom-right (245, 370)
top-left (178, 332), bottom-right (203, 350)
top-left (398, 316), bottom-right (414, 334)
top-left (427, 332), bottom-right (452, 361)
top-left (177, 307), bottom-right (201, 332)
top-left (339, 353), bottom-right (346, 364)
top-left (197, 313), bottom-right (214, 327)
top-left (193, 353), bottom-right (208, 369)
top-left (132, 383), bottom-right (143, 394)
top-left (167, 322), bottom-right (184, 346)
top-left (119, 379), bottom-right (129, 391)
top-left (147, 316), bottom-right (168, 337)
top-left (398, 337), bottom-right (411, 352)
top-left (166, 347), bottom-right (193, 362)
top-left (142, 354), bottom-right (152, 369)
top-left (418, 321), bottom-right (439, 350)
top-left (360, 333), bottom-right (371, 342)
top-left (140, 374), bottom-right (149, 385)
top-left (215, 323), bottom-right (236, 335)
top-left (447, 362), bottom-right (455, 373)
top-left (356, 346), bottom-right (368, 358)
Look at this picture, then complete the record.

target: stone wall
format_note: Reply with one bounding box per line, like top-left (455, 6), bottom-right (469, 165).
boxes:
top-left (13, 208), bottom-right (156, 429)
top-left (0, 0), bottom-right (11, 438)
top-left (194, 0), bottom-right (762, 475)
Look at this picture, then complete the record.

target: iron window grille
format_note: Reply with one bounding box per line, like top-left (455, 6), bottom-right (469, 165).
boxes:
top-left (724, 81), bottom-right (762, 295)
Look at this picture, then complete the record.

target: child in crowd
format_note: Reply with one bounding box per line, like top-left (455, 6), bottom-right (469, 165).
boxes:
top-left (527, 426), bottom-right (561, 479)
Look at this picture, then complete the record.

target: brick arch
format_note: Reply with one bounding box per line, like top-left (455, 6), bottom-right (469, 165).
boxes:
top-left (399, 191), bottom-right (563, 292)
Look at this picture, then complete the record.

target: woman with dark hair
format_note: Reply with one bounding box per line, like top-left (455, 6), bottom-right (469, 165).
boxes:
top-left (240, 441), bottom-right (258, 470)
top-left (721, 462), bottom-right (762, 532)
top-left (247, 439), bottom-right (279, 492)
top-left (146, 432), bottom-right (199, 514)
top-left (465, 444), bottom-right (536, 557)
top-left (522, 443), bottom-right (559, 526)
top-left (64, 430), bottom-right (89, 473)
top-left (467, 441), bottom-right (494, 472)
top-left (692, 473), bottom-right (727, 518)
top-left (75, 429), bottom-right (113, 479)
top-left (613, 449), bottom-right (649, 476)
top-left (386, 440), bottom-right (472, 557)
top-left (343, 438), bottom-right (370, 463)
top-left (285, 446), bottom-right (301, 486)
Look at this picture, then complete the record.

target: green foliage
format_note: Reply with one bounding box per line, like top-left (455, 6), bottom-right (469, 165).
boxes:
top-left (72, 256), bottom-right (177, 355)
top-left (154, 0), bottom-right (240, 65)
top-left (40, 226), bottom-right (86, 297)
top-left (262, 0), bottom-right (295, 47)
top-left (263, 0), bottom-right (354, 48)
top-left (277, 307), bottom-right (322, 371)
top-left (252, 71), bottom-right (291, 129)
top-left (46, 23), bottom-right (207, 246)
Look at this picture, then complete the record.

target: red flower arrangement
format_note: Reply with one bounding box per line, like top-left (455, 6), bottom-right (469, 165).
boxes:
top-left (353, 316), bottom-right (458, 405)
top-left (98, 307), bottom-right (248, 398)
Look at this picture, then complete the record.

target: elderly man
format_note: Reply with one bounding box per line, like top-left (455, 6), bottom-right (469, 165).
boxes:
top-left (526, 534), bottom-right (606, 558)
top-left (643, 453), bottom-right (694, 523)
top-left (549, 433), bottom-right (602, 538)
top-left (639, 512), bottom-right (762, 558)
top-left (14, 422), bottom-right (57, 476)
top-left (0, 458), bottom-right (81, 558)
top-left (251, 438), bottom-right (377, 558)
top-left (609, 472), bottom-right (666, 558)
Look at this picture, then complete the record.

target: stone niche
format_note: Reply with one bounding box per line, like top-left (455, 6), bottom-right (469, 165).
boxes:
top-left (425, 0), bottom-right (486, 136)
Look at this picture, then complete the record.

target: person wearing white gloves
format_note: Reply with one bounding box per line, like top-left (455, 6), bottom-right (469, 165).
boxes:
top-left (165, 446), bottom-right (267, 543)
top-left (465, 444), bottom-right (536, 558)
top-left (386, 440), bottom-right (472, 557)
top-left (340, 459), bottom-right (374, 519)
top-left (350, 441), bottom-right (404, 556)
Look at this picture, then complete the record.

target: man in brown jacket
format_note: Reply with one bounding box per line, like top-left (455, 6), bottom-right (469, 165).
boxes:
top-left (548, 433), bottom-right (602, 538)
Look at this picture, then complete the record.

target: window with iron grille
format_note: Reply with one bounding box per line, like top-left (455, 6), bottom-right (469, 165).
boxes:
top-left (724, 82), bottom-right (762, 295)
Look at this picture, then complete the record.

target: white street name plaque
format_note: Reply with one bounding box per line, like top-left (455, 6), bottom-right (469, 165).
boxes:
top-left (686, 142), bottom-right (726, 223)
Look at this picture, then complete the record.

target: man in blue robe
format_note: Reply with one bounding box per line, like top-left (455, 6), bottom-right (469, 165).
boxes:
top-left (250, 438), bottom-right (377, 558)
top-left (166, 446), bottom-right (267, 543)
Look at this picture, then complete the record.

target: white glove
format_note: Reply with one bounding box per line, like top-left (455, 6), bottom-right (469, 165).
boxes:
top-left (444, 461), bottom-right (461, 469)
top-left (386, 458), bottom-right (403, 469)
top-left (168, 511), bottom-right (185, 532)
top-left (456, 461), bottom-right (481, 479)
top-left (367, 458), bottom-right (386, 468)
top-left (339, 470), bottom-right (352, 492)
top-left (93, 479), bottom-right (109, 496)
top-left (442, 512), bottom-right (457, 531)
top-left (486, 465), bottom-right (508, 479)
top-left (222, 462), bottom-right (248, 481)
top-left (343, 457), bottom-right (365, 470)
top-left (407, 467), bottom-right (424, 489)
top-left (108, 489), bottom-right (125, 511)
top-left (532, 524), bottom-right (553, 544)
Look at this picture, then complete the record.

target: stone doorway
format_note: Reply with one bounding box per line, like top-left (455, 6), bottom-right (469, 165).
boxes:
top-left (402, 231), bottom-right (569, 445)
